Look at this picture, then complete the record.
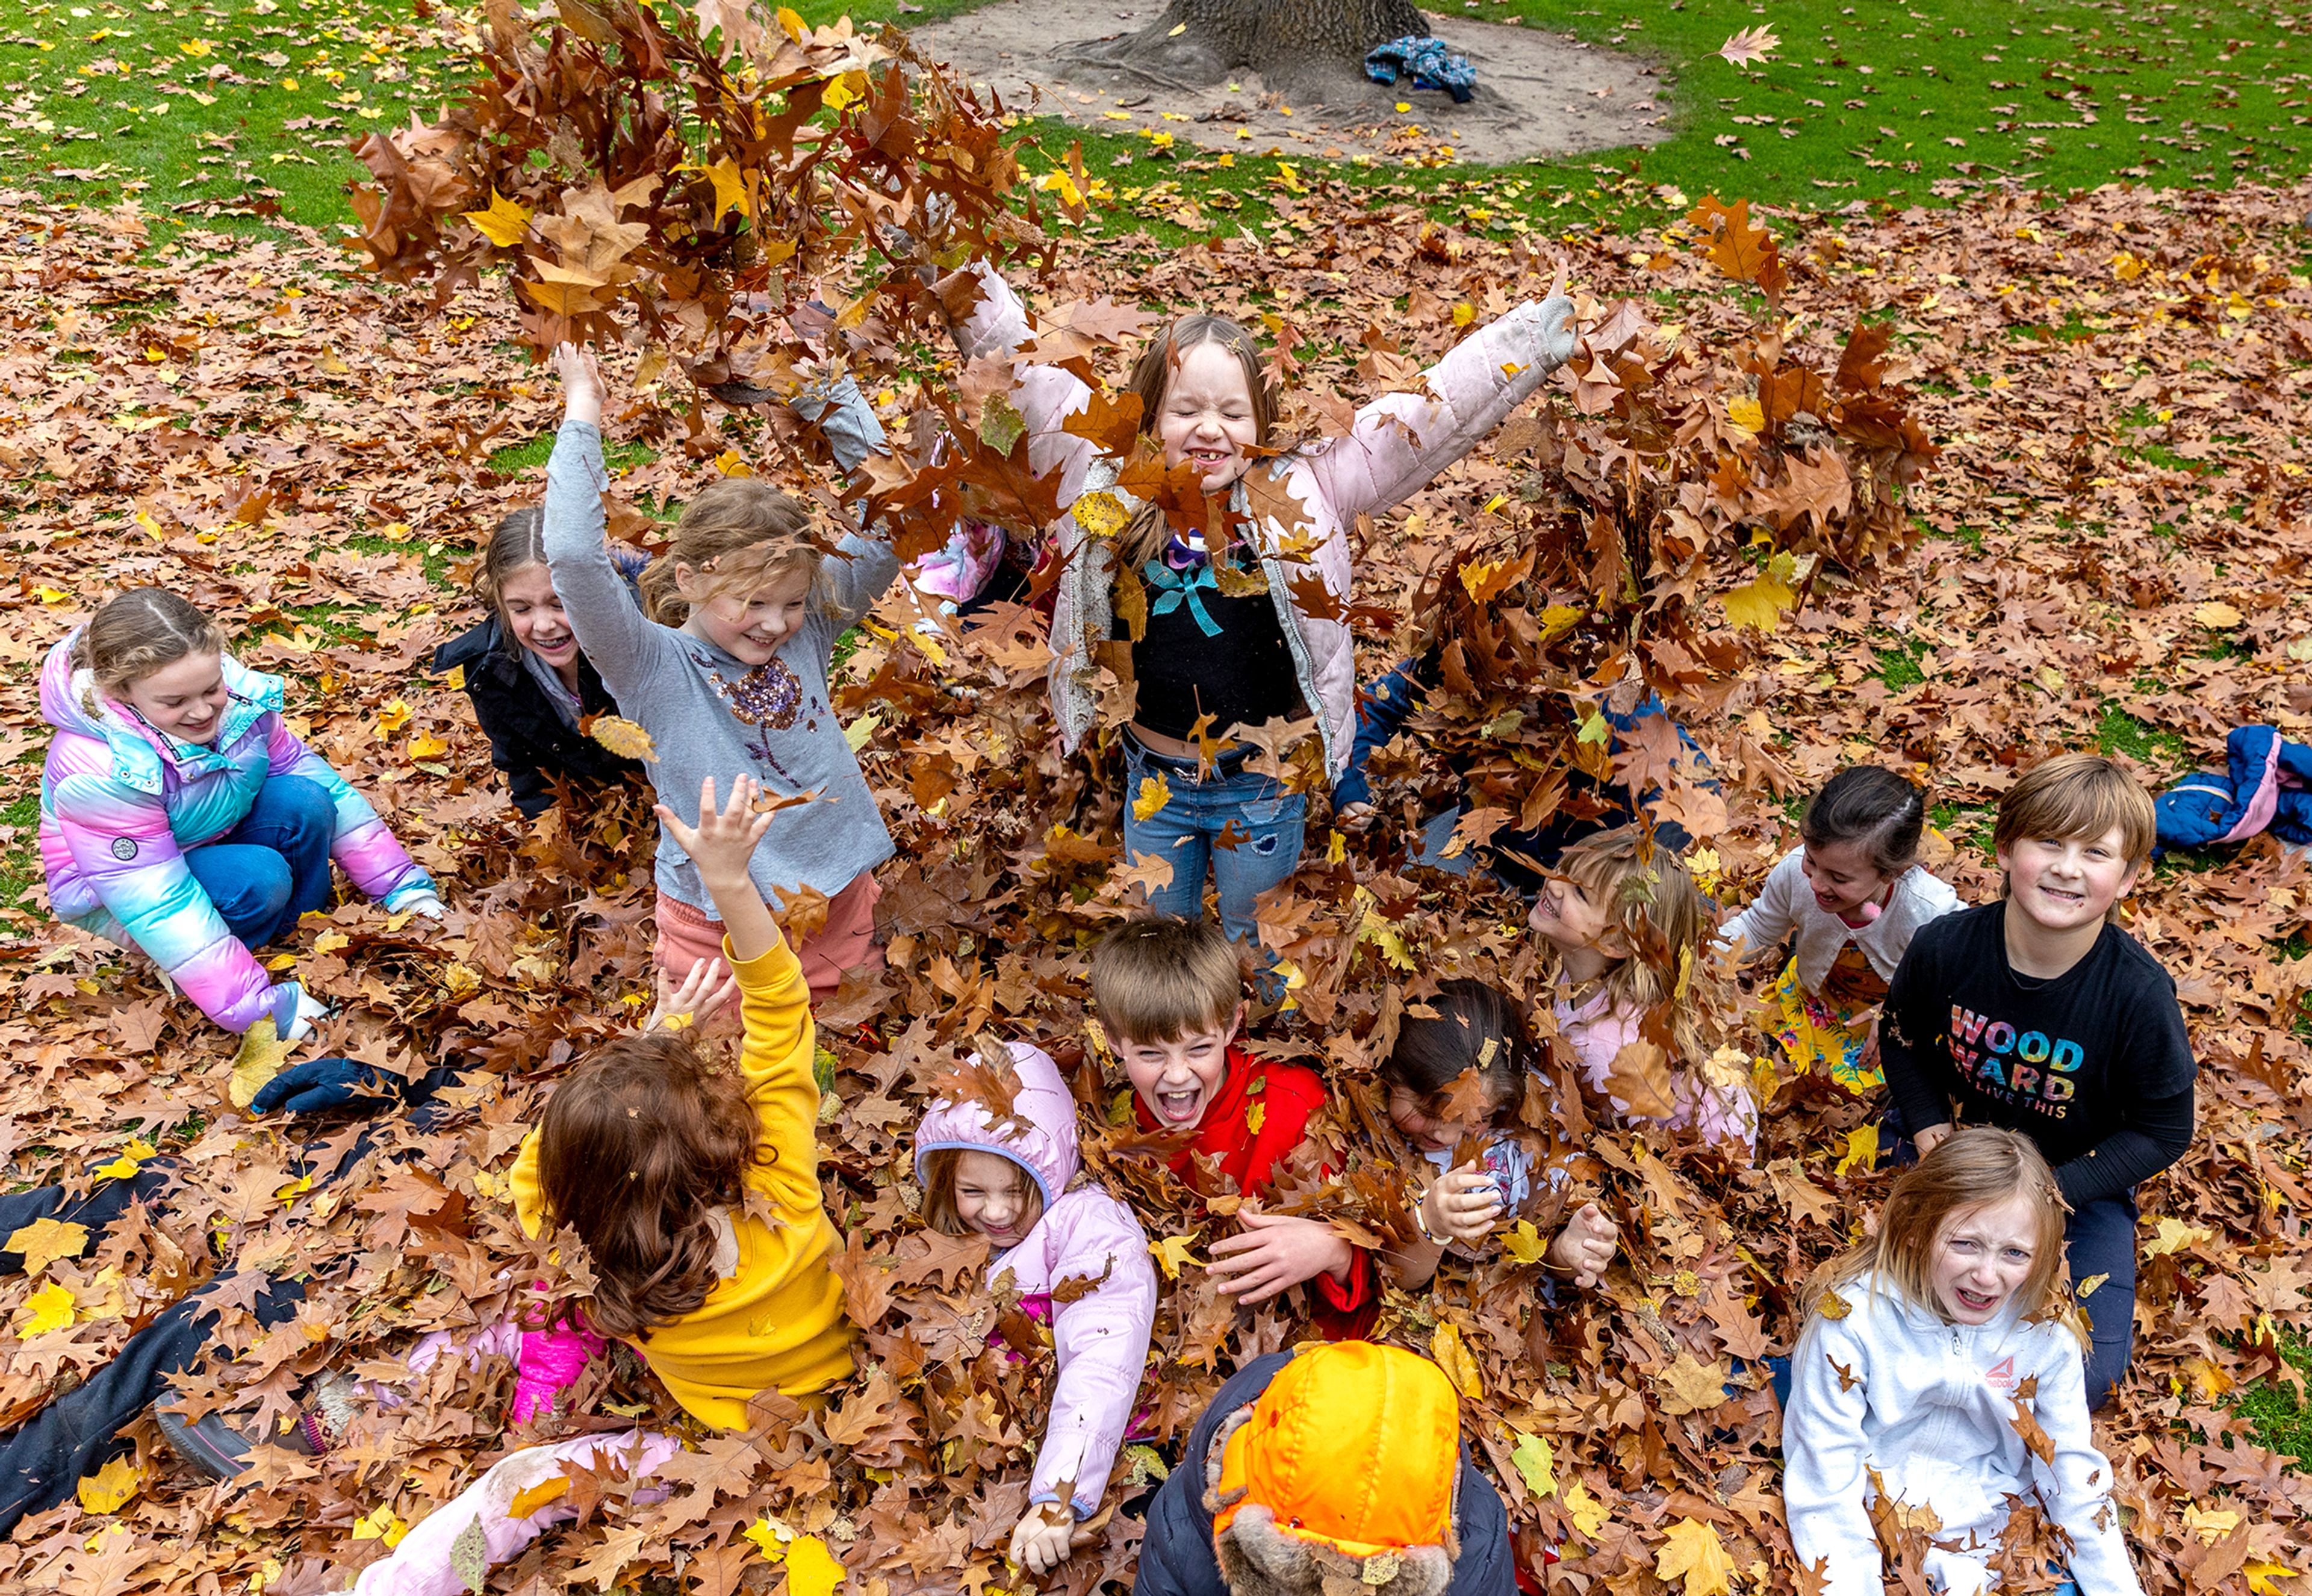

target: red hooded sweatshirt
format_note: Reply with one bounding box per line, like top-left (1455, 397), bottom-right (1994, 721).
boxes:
top-left (1135, 1045), bottom-right (1378, 1340)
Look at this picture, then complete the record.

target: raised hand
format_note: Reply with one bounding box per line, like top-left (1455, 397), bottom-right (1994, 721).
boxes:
top-left (552, 341), bottom-right (604, 429)
top-left (654, 774), bottom-right (775, 888)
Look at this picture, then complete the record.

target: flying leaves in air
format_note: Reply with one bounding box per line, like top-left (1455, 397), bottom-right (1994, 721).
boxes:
top-left (586, 714), bottom-right (660, 763)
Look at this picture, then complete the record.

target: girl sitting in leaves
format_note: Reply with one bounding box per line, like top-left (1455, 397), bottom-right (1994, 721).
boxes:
top-left (912, 1041), bottom-right (1158, 1576)
top-left (941, 261), bottom-right (1578, 949)
top-left (1783, 1128), bottom-right (2144, 1596)
top-left (338, 774), bottom-right (852, 1596)
top-left (430, 506), bottom-right (647, 820)
top-left (38, 587), bottom-right (442, 1038)
top-left (1717, 765), bottom-right (1961, 1096)
top-left (1382, 979), bottom-right (1618, 1291)
top-left (545, 344), bottom-right (901, 1005)
top-left (1529, 825), bottom-right (1756, 1156)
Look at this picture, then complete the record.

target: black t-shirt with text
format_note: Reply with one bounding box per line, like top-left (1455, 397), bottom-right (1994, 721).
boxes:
top-left (1880, 902), bottom-right (2197, 1208)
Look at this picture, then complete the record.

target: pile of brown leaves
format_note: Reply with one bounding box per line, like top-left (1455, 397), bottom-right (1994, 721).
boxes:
top-left (1, 28), bottom-right (2310, 1596)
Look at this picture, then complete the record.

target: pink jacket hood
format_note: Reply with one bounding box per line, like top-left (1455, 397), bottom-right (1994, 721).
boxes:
top-left (912, 1042), bottom-right (1157, 1519)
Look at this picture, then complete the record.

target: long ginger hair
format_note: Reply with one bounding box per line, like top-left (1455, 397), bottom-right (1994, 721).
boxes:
top-left (534, 1031), bottom-right (766, 1339)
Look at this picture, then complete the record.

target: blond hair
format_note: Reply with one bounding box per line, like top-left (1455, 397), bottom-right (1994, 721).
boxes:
top-left (638, 478), bottom-right (829, 626)
top-left (918, 1147), bottom-right (1045, 1239)
top-left (1995, 753), bottom-right (2157, 902)
top-left (72, 589), bottom-right (226, 718)
top-left (1090, 915), bottom-right (1244, 1046)
top-left (1554, 825), bottom-right (1707, 1061)
top-left (1804, 1127), bottom-right (2081, 1341)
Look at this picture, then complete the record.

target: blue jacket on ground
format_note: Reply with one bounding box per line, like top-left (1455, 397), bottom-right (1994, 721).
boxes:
top-left (2154, 725), bottom-right (2312, 854)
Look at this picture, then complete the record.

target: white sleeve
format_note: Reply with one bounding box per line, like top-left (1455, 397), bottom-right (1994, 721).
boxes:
top-left (1718, 849), bottom-right (1804, 964)
top-left (1783, 1310), bottom-right (1892, 1596)
top-left (2025, 1332), bottom-right (2145, 1596)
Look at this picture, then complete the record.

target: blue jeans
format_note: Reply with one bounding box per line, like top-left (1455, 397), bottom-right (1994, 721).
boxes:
top-left (1121, 736), bottom-right (1307, 949)
top-left (184, 775), bottom-right (338, 949)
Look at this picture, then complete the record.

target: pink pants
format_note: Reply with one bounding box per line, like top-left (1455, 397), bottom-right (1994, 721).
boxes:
top-left (652, 872), bottom-right (883, 1007)
top-left (343, 1428), bottom-right (681, 1596)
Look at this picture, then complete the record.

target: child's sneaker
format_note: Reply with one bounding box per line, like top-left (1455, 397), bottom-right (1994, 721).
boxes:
top-left (154, 1373), bottom-right (360, 1480)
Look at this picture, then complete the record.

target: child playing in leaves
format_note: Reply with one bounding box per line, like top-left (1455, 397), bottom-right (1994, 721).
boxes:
top-left (39, 588), bottom-right (442, 1038)
top-left (1718, 765), bottom-right (1962, 1096)
top-left (338, 774), bottom-right (853, 1596)
top-left (1783, 1128), bottom-right (2145, 1596)
top-left (545, 344), bottom-right (901, 1003)
top-left (1133, 1340), bottom-right (1518, 1596)
top-left (1091, 916), bottom-right (1378, 1338)
top-left (940, 261), bottom-right (1578, 949)
top-left (1878, 753), bottom-right (2195, 1409)
top-left (1529, 825), bottom-right (1756, 1155)
top-left (431, 506), bottom-right (647, 819)
top-left (1381, 980), bottom-right (1617, 1290)
top-left (913, 1040), bottom-right (1158, 1576)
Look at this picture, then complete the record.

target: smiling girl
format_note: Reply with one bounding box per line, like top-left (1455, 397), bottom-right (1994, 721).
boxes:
top-left (944, 262), bottom-right (1578, 947)
top-left (433, 508), bottom-right (645, 819)
top-left (1718, 766), bottom-right (1962, 1095)
top-left (544, 346), bottom-right (903, 1002)
top-left (913, 1041), bottom-right (1157, 1576)
top-left (1784, 1128), bottom-right (2145, 1596)
top-left (39, 589), bottom-right (441, 1036)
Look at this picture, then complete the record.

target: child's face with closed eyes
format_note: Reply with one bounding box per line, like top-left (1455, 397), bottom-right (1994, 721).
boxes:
top-left (1157, 341), bottom-right (1260, 494)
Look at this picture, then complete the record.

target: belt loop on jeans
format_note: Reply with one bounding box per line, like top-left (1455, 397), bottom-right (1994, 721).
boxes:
top-left (1123, 727), bottom-right (1252, 782)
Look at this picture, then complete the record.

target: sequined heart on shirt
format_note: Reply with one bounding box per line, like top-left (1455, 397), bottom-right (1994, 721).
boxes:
top-left (713, 656), bottom-right (804, 728)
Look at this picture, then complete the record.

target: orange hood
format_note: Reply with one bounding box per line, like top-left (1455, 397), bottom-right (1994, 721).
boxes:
top-left (1210, 1342), bottom-right (1461, 1558)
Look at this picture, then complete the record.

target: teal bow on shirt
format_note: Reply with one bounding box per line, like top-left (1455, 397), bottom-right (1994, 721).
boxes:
top-left (1143, 558), bottom-right (1222, 638)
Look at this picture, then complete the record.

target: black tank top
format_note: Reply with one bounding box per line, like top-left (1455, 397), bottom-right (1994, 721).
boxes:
top-left (1123, 559), bottom-right (1305, 740)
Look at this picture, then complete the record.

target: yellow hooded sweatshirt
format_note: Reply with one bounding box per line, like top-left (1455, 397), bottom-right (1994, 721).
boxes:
top-left (511, 932), bottom-right (854, 1428)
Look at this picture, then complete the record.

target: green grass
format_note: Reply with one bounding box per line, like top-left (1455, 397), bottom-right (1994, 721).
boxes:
top-left (7, 0), bottom-right (2310, 249)
top-left (0, 792), bottom-right (40, 910)
top-left (2237, 1337), bottom-right (2312, 1464)
top-left (2095, 702), bottom-right (2192, 767)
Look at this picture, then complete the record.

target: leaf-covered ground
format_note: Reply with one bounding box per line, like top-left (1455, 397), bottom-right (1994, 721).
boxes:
top-left (2, 110), bottom-right (2312, 1596)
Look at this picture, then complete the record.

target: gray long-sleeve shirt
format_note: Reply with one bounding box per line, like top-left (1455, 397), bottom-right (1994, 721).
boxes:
top-left (542, 412), bottom-right (901, 915)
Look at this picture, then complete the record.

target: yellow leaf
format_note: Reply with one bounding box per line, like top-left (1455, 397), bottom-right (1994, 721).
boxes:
top-left (408, 733), bottom-right (448, 759)
top-left (461, 188), bottom-right (533, 249)
top-left (1074, 489), bottom-right (1130, 542)
top-left (744, 1516), bottom-right (792, 1556)
top-left (90, 1137), bottom-right (156, 1182)
top-left (1576, 708), bottom-right (1612, 746)
top-left (715, 449), bottom-right (755, 477)
top-left (589, 715), bottom-right (660, 762)
top-left (1817, 1286), bottom-right (1852, 1320)
top-left (1833, 1122), bottom-right (1879, 1177)
top-left (698, 157), bottom-right (751, 225)
top-left (1149, 1232), bottom-right (1201, 1280)
top-left (1538, 603), bottom-right (1585, 640)
top-left (1726, 396), bottom-right (1765, 432)
top-left (785, 1533), bottom-right (846, 1596)
top-left (821, 70), bottom-right (862, 112)
top-left (1452, 302), bottom-right (1476, 328)
top-left (2184, 1503), bottom-right (2241, 1545)
top-left (352, 1503), bottom-right (408, 1546)
top-left (1356, 911), bottom-right (1417, 972)
top-left (1458, 558), bottom-right (1503, 597)
top-left (2193, 600), bottom-right (2245, 629)
top-left (1130, 776), bottom-right (1172, 831)
top-left (229, 1017), bottom-right (296, 1111)
top-left (6, 1217), bottom-right (89, 1278)
top-left (1720, 571), bottom-right (1796, 632)
top-left (76, 1455), bottom-right (142, 1514)
top-left (1656, 1353), bottom-right (1731, 1417)
top-left (179, 36), bottom-right (213, 55)
top-left (312, 930), bottom-right (349, 955)
top-left (1244, 1102), bottom-right (1264, 1134)
top-left (2143, 1216), bottom-right (2214, 1258)
top-left (508, 1476), bottom-right (570, 1520)
top-left (1509, 1430), bottom-right (1556, 1498)
top-left (1501, 1220), bottom-right (1549, 1265)
top-left (1562, 1477), bottom-right (1608, 1538)
top-left (374, 700), bottom-right (412, 735)
top-left (1167, 21), bottom-right (1187, 34)
top-left (775, 6), bottom-right (807, 42)
top-left (1656, 1516), bottom-right (1736, 1596)
top-left (1429, 1322), bottom-right (1484, 1400)
top-left (18, 1281), bottom-right (78, 1334)
top-left (2246, 1560), bottom-right (2301, 1596)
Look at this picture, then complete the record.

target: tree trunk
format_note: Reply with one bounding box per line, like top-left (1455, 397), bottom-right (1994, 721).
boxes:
top-left (1061, 0), bottom-right (1430, 104)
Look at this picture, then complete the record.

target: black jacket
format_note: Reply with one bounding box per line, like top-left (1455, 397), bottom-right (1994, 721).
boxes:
top-left (432, 618), bottom-right (642, 818)
top-left (1131, 1352), bottom-right (1518, 1596)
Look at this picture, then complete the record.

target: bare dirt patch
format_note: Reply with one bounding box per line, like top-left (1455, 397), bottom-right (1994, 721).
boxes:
top-left (910, 2), bottom-right (1673, 168)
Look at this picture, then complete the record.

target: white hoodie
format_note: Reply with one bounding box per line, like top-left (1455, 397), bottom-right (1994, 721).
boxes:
top-left (1783, 1273), bottom-right (2144, 1596)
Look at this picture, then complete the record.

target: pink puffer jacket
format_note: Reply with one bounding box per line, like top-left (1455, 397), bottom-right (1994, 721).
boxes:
top-left (914, 1041), bottom-right (1157, 1520)
top-left (950, 265), bottom-right (1577, 775)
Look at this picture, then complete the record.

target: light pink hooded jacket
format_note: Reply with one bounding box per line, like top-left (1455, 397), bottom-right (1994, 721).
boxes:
top-left (949, 267), bottom-right (1579, 776)
top-left (914, 1042), bottom-right (1157, 1519)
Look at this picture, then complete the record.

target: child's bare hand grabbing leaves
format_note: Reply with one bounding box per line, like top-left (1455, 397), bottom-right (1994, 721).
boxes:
top-left (552, 341), bottom-right (604, 429)
top-left (1547, 1200), bottom-right (1618, 1288)
top-left (1420, 1164), bottom-right (1506, 1246)
top-left (1207, 1209), bottom-right (1353, 1302)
